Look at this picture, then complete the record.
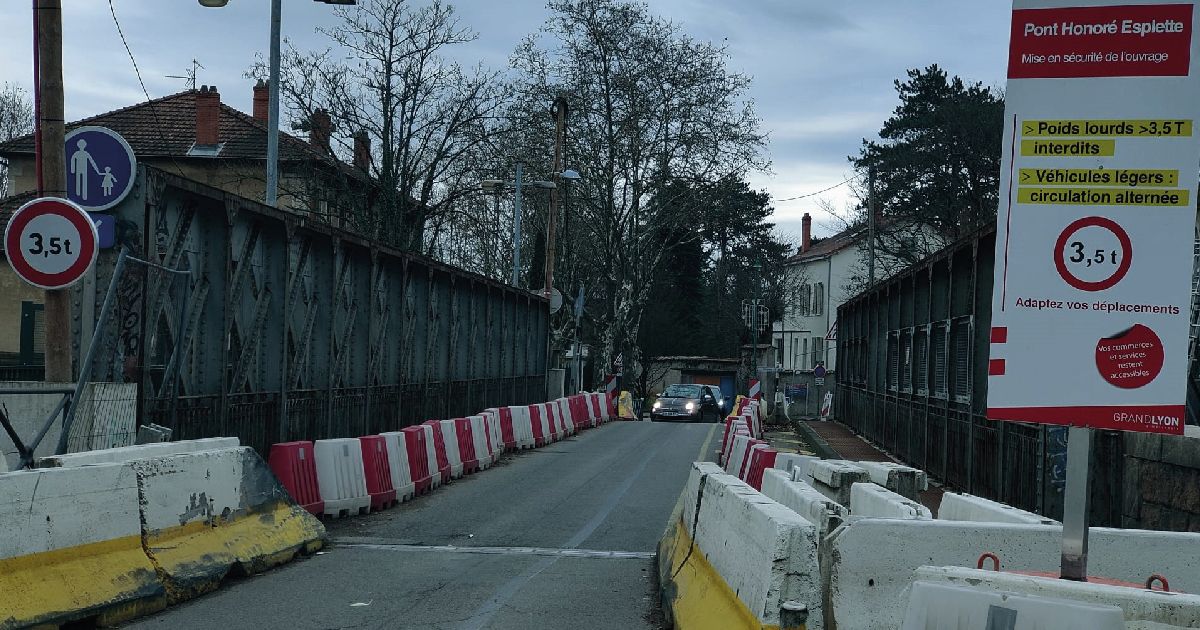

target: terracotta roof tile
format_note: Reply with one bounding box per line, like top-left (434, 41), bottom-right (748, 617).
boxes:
top-left (0, 89), bottom-right (363, 177)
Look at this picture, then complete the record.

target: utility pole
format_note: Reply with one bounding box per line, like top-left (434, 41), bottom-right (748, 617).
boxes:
top-left (36, 0), bottom-right (71, 382)
top-left (544, 97), bottom-right (568, 298)
top-left (265, 0), bottom-right (281, 206)
top-left (867, 165), bottom-right (876, 288)
top-left (750, 260), bottom-right (762, 382)
top-left (512, 163), bottom-right (523, 286)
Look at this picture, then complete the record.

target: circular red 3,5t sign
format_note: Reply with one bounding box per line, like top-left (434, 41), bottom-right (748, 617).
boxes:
top-left (4, 197), bottom-right (98, 290)
top-left (1053, 216), bottom-right (1132, 292)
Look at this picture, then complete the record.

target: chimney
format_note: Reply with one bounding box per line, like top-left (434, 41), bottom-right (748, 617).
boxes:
top-left (195, 85), bottom-right (221, 146)
top-left (801, 213), bottom-right (812, 253)
top-left (353, 131), bottom-right (371, 170)
top-left (252, 80), bottom-right (269, 123)
top-left (310, 109), bottom-right (332, 154)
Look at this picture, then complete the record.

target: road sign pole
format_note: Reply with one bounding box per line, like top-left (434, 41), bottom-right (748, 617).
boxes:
top-left (1060, 425), bottom-right (1092, 581)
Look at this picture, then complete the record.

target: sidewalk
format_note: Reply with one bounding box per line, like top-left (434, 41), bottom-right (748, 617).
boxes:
top-left (781, 418), bottom-right (945, 514)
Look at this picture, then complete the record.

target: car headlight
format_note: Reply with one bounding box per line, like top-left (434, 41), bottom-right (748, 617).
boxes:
top-left (685, 401), bottom-right (696, 412)
top-left (653, 401), bottom-right (662, 410)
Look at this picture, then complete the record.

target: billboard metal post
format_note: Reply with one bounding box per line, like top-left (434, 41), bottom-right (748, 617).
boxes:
top-left (1059, 426), bottom-right (1092, 580)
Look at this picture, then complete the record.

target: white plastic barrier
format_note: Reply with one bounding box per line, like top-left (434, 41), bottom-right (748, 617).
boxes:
top-left (720, 421), bottom-right (751, 465)
top-left (822, 518), bottom-right (1200, 630)
top-left (938, 492), bottom-right (1059, 525)
top-left (850, 483), bottom-right (932, 520)
top-left (901, 579), bottom-right (1124, 630)
top-left (761, 468), bottom-right (847, 537)
top-left (856, 461), bottom-right (928, 500)
top-left (724, 434), bottom-right (751, 476)
top-left (510, 406), bottom-right (535, 449)
top-left (314, 439), bottom-right (371, 517)
top-left (378, 431), bottom-right (416, 501)
top-left (469, 415), bottom-right (493, 469)
top-left (681, 462), bottom-right (823, 628)
top-left (37, 437), bottom-right (240, 467)
top-left (487, 412), bottom-right (502, 462)
top-left (773, 452), bottom-right (818, 479)
top-left (437, 420), bottom-right (464, 479)
top-left (419, 424), bottom-right (443, 489)
top-left (806, 459), bottom-right (870, 506)
top-left (909, 566), bottom-right (1200, 629)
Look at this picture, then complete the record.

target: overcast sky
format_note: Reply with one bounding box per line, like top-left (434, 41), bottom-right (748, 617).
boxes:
top-left (0, 1), bottom-right (1011, 241)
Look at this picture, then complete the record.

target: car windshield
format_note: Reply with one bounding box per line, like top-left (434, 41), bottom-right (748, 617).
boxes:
top-left (662, 384), bottom-right (702, 398)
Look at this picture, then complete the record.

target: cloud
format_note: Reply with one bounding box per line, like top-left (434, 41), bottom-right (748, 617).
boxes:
top-left (1, 0), bottom-right (1010, 242)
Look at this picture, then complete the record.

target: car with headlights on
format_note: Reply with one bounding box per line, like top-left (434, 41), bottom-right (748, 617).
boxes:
top-left (650, 384), bottom-right (724, 422)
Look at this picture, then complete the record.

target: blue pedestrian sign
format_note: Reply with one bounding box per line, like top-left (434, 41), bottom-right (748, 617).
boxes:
top-left (64, 126), bottom-right (136, 212)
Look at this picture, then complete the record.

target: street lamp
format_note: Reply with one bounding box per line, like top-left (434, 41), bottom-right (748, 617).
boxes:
top-left (201, 0), bottom-right (355, 207)
top-left (479, 165), bottom-right (563, 286)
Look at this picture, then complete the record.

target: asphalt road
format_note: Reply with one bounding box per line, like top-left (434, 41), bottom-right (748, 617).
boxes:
top-left (124, 420), bottom-right (719, 630)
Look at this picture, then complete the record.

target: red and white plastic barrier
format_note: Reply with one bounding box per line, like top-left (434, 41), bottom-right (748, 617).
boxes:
top-left (314, 438), bottom-right (371, 517)
top-left (359, 435), bottom-right (398, 510)
top-left (452, 418), bottom-right (481, 474)
top-left (418, 424), bottom-right (445, 489)
top-left (378, 431), bottom-right (416, 501)
top-left (744, 446), bottom-right (778, 491)
top-left (268, 441), bottom-right (324, 516)
top-left (399, 426), bottom-right (432, 495)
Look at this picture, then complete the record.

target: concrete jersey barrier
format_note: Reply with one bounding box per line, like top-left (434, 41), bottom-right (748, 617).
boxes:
top-left (0, 464), bottom-right (165, 627)
top-left (133, 447), bottom-right (326, 601)
top-left (36, 437), bottom-right (240, 467)
top-left (822, 518), bottom-right (1200, 630)
top-left (854, 461), bottom-right (927, 501)
top-left (849, 483), bottom-right (932, 520)
top-left (761, 468), bottom-right (847, 538)
top-left (938, 491), bottom-right (1059, 525)
top-left (659, 461), bottom-right (822, 629)
top-left (909, 566), bottom-right (1200, 629)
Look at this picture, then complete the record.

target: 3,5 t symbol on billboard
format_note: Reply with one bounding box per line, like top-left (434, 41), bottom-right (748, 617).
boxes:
top-left (1053, 216), bottom-right (1132, 292)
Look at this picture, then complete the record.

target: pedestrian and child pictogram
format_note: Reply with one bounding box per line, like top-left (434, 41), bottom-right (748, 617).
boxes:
top-left (63, 126), bottom-right (137, 212)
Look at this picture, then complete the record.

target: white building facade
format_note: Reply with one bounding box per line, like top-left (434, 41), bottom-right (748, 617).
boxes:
top-left (773, 213), bottom-right (861, 374)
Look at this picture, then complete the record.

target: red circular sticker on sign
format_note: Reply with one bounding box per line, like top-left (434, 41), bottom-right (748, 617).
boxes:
top-left (1095, 324), bottom-right (1164, 389)
top-left (1053, 216), bottom-right (1132, 292)
top-left (4, 197), bottom-right (98, 290)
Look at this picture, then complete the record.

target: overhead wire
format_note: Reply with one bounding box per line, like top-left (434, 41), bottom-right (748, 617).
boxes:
top-left (774, 176), bottom-right (854, 203)
top-left (108, 0), bottom-right (187, 177)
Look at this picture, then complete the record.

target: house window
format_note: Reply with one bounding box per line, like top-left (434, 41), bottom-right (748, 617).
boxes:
top-left (811, 336), bottom-right (824, 369)
top-left (798, 284), bottom-right (811, 317)
top-left (813, 283), bottom-right (824, 316)
top-left (792, 338), bottom-right (800, 369)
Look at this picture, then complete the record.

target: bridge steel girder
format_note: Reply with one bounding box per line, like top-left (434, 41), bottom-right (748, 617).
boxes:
top-left (69, 166), bottom-right (548, 455)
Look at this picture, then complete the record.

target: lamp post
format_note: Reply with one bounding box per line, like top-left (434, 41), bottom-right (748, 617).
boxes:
top-left (480, 166), bottom-right (560, 287)
top-left (201, 0), bottom-right (355, 207)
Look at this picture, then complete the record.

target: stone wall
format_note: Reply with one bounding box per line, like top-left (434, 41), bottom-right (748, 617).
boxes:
top-left (1123, 426), bottom-right (1200, 532)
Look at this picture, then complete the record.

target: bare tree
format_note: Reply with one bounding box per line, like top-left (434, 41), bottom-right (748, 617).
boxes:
top-left (0, 83), bottom-right (34, 198)
top-left (255, 0), bottom-right (511, 253)
top-left (511, 0), bottom-right (767, 376)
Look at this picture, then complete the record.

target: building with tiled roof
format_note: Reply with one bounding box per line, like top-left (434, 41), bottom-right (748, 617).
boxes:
top-left (0, 83), bottom-right (376, 229)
